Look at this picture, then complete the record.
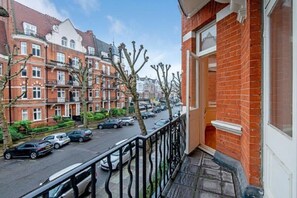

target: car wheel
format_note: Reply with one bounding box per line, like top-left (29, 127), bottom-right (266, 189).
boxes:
top-left (99, 125), bottom-right (103, 129)
top-left (4, 152), bottom-right (11, 160)
top-left (30, 152), bottom-right (37, 159)
top-left (54, 143), bottom-right (60, 149)
top-left (126, 123), bottom-right (129, 126)
top-left (113, 125), bottom-right (118, 129)
top-left (78, 137), bottom-right (84, 143)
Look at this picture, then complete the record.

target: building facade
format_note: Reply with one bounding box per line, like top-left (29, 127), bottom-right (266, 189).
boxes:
top-left (179, 0), bottom-right (296, 197)
top-left (0, 1), bottom-right (127, 126)
top-left (136, 76), bottom-right (162, 101)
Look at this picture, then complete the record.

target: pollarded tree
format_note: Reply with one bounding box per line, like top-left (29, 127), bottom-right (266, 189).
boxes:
top-left (103, 41), bottom-right (149, 136)
top-left (172, 71), bottom-right (182, 102)
top-left (151, 62), bottom-right (173, 119)
top-left (0, 45), bottom-right (32, 149)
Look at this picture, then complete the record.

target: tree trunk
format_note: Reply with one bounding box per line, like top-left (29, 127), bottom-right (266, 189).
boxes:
top-left (0, 93), bottom-right (12, 150)
top-left (133, 94), bottom-right (147, 136)
top-left (165, 94), bottom-right (172, 119)
top-left (81, 86), bottom-right (88, 128)
top-left (125, 97), bottom-right (129, 116)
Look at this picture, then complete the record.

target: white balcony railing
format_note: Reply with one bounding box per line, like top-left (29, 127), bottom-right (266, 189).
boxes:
top-left (57, 97), bottom-right (65, 103)
top-left (57, 80), bottom-right (65, 85)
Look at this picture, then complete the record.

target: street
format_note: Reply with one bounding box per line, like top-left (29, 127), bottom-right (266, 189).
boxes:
top-left (0, 109), bottom-right (175, 198)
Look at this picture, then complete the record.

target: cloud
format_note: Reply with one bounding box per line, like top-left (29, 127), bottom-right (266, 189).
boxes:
top-left (15, 0), bottom-right (68, 20)
top-left (73, 0), bottom-right (99, 13)
top-left (106, 15), bottom-right (127, 35)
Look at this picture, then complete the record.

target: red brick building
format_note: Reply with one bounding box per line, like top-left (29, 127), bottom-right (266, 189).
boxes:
top-left (0, 1), bottom-right (127, 127)
top-left (179, 0), bottom-right (296, 197)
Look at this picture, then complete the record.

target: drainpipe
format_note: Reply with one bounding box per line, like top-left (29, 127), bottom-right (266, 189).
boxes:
top-left (45, 45), bottom-right (48, 123)
top-left (8, 69), bottom-right (12, 125)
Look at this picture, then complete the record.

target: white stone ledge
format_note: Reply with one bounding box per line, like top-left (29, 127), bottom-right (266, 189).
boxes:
top-left (211, 120), bottom-right (242, 136)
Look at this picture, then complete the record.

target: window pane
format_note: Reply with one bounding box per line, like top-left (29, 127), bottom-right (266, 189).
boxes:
top-left (269, 0), bottom-right (292, 136)
top-left (200, 24), bottom-right (216, 52)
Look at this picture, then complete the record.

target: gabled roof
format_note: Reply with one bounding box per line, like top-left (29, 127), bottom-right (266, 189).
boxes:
top-left (0, 21), bottom-right (8, 55)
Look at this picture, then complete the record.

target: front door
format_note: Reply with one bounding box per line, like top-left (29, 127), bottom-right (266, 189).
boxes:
top-left (263, 0), bottom-right (297, 197)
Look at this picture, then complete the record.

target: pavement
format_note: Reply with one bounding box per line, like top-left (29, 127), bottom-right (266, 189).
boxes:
top-left (165, 148), bottom-right (241, 198)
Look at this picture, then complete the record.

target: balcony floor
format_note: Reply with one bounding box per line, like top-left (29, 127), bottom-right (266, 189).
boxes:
top-left (165, 148), bottom-right (241, 198)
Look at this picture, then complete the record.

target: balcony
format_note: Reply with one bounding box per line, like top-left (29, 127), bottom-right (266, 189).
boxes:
top-left (46, 97), bottom-right (69, 104)
top-left (100, 71), bottom-right (119, 79)
top-left (70, 97), bottom-right (80, 102)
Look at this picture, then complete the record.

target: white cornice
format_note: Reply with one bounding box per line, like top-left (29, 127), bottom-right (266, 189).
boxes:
top-left (12, 34), bottom-right (48, 46)
top-left (183, 31), bottom-right (196, 43)
top-left (211, 120), bottom-right (242, 136)
top-left (215, 0), bottom-right (246, 23)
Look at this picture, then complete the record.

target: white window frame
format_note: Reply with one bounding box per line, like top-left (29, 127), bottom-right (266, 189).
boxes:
top-left (57, 52), bottom-right (65, 63)
top-left (61, 37), bottom-right (67, 47)
top-left (23, 22), bottom-right (37, 35)
top-left (55, 106), bottom-right (61, 116)
top-left (70, 40), bottom-right (75, 49)
top-left (95, 90), bottom-right (99, 97)
top-left (21, 42), bottom-right (27, 55)
top-left (57, 89), bottom-right (65, 98)
top-left (57, 71), bottom-right (65, 84)
top-left (95, 76), bottom-right (99, 84)
top-left (88, 47), bottom-right (95, 55)
top-left (21, 86), bottom-right (27, 99)
top-left (95, 61), bottom-right (99, 69)
top-left (33, 87), bottom-right (41, 99)
top-left (32, 44), bottom-right (41, 57)
top-left (72, 57), bottom-right (79, 68)
top-left (196, 21), bottom-right (217, 57)
top-left (32, 67), bottom-right (41, 78)
top-left (95, 104), bottom-right (100, 111)
top-left (33, 108), bottom-right (41, 121)
top-left (22, 109), bottom-right (28, 120)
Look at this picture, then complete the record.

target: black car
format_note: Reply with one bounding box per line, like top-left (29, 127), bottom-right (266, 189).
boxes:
top-left (141, 112), bottom-right (149, 119)
top-left (147, 111), bottom-right (156, 117)
top-left (97, 119), bottom-right (123, 129)
top-left (67, 129), bottom-right (93, 142)
top-left (3, 140), bottom-right (53, 160)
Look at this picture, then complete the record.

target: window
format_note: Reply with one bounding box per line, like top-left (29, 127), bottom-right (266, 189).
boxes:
top-left (197, 22), bottom-right (216, 55)
top-left (0, 63), bottom-right (2, 76)
top-left (57, 89), bottom-right (65, 98)
top-left (89, 106), bottom-right (93, 112)
top-left (61, 37), bottom-right (67, 47)
top-left (95, 61), bottom-right (99, 69)
top-left (21, 86), bottom-right (27, 99)
top-left (107, 66), bottom-right (110, 75)
top-left (103, 91), bottom-right (106, 100)
top-left (23, 22), bottom-right (37, 35)
top-left (88, 47), bottom-right (95, 55)
top-left (57, 71), bottom-right (65, 84)
top-left (33, 87), bottom-right (41, 99)
top-left (22, 109), bottom-right (28, 120)
top-left (32, 67), bottom-right (41, 78)
top-left (89, 90), bottom-right (93, 97)
top-left (72, 57), bottom-right (79, 68)
top-left (95, 104), bottom-right (100, 111)
top-left (21, 66), bottom-right (27, 77)
top-left (57, 52), bottom-right (65, 63)
top-left (55, 106), bottom-right (61, 116)
top-left (32, 44), bottom-right (41, 57)
top-left (102, 65), bottom-right (106, 74)
top-left (70, 40), bottom-right (75, 49)
top-left (95, 76), bottom-right (99, 84)
top-left (95, 90), bottom-right (99, 97)
top-left (88, 60), bottom-right (92, 68)
top-left (33, 108), bottom-right (41, 121)
top-left (21, 42), bottom-right (27, 55)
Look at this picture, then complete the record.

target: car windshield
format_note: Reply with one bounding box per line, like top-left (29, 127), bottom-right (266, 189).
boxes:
top-left (48, 185), bottom-right (62, 198)
top-left (155, 120), bottom-right (167, 126)
top-left (38, 142), bottom-right (49, 147)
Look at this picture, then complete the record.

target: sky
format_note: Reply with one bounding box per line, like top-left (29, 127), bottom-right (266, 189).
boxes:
top-left (15, 0), bottom-right (182, 79)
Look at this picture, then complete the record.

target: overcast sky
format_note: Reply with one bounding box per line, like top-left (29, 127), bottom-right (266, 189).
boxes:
top-left (15, 0), bottom-right (182, 79)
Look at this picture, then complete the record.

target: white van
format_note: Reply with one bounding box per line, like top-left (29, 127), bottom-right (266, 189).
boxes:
top-left (41, 163), bottom-right (95, 198)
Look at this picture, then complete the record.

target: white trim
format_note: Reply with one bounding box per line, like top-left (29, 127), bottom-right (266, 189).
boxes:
top-left (198, 144), bottom-right (216, 156)
top-left (211, 120), bottom-right (242, 136)
top-left (183, 31), bottom-right (196, 42)
top-left (216, 5), bottom-right (232, 23)
top-left (85, 55), bottom-right (102, 61)
top-left (12, 34), bottom-right (48, 46)
top-left (186, 50), bottom-right (190, 154)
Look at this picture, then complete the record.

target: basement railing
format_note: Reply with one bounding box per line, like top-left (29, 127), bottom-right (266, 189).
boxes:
top-left (22, 113), bottom-right (186, 198)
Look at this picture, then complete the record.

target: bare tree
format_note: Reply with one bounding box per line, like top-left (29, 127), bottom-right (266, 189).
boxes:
top-left (172, 71), bottom-right (182, 101)
top-left (103, 41), bottom-right (149, 136)
top-left (151, 62), bottom-right (173, 119)
top-left (1, 45), bottom-right (32, 149)
top-left (68, 58), bottom-right (90, 128)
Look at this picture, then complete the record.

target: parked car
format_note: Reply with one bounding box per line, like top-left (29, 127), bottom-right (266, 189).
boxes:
top-left (100, 139), bottom-right (136, 170)
top-left (40, 163), bottom-right (95, 198)
top-left (3, 140), bottom-right (53, 160)
top-left (97, 119), bottom-right (123, 129)
top-left (120, 117), bottom-right (134, 126)
top-left (152, 107), bottom-right (162, 113)
top-left (141, 112), bottom-right (149, 119)
top-left (160, 105), bottom-right (167, 111)
top-left (67, 129), bottom-right (93, 142)
top-left (42, 133), bottom-right (70, 149)
top-left (147, 111), bottom-right (156, 117)
top-left (152, 119), bottom-right (170, 130)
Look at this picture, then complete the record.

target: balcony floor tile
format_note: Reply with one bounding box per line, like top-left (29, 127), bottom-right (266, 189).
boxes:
top-left (164, 148), bottom-right (240, 198)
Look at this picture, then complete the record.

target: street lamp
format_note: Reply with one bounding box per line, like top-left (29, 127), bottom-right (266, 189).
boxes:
top-left (0, 6), bottom-right (9, 17)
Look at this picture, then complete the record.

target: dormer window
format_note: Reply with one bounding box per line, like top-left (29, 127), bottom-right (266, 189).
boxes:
top-left (61, 37), bottom-right (67, 47)
top-left (88, 47), bottom-right (95, 55)
top-left (70, 40), bottom-right (75, 49)
top-left (23, 22), bottom-right (37, 36)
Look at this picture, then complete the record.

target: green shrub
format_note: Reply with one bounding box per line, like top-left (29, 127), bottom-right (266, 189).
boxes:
top-left (0, 127), bottom-right (25, 143)
top-left (53, 115), bottom-right (62, 123)
top-left (11, 120), bottom-right (32, 133)
top-left (100, 108), bottom-right (108, 113)
top-left (31, 126), bottom-right (50, 133)
top-left (57, 122), bottom-right (67, 128)
top-left (64, 120), bottom-right (75, 127)
top-left (94, 113), bottom-right (105, 120)
top-left (62, 117), bottom-right (72, 122)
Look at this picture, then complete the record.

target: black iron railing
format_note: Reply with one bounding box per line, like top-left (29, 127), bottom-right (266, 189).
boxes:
top-left (22, 113), bottom-right (186, 198)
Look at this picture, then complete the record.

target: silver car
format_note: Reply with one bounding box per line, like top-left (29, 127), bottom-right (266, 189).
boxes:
top-left (100, 139), bottom-right (136, 170)
top-left (120, 117), bottom-right (134, 126)
top-left (40, 163), bottom-right (94, 198)
top-left (42, 133), bottom-right (70, 149)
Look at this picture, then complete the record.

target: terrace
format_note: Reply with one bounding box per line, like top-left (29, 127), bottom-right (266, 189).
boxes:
top-left (22, 113), bottom-right (240, 198)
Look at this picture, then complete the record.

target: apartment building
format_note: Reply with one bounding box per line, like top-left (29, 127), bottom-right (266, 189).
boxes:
top-left (0, 1), bottom-right (126, 126)
top-left (136, 76), bottom-right (162, 101)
